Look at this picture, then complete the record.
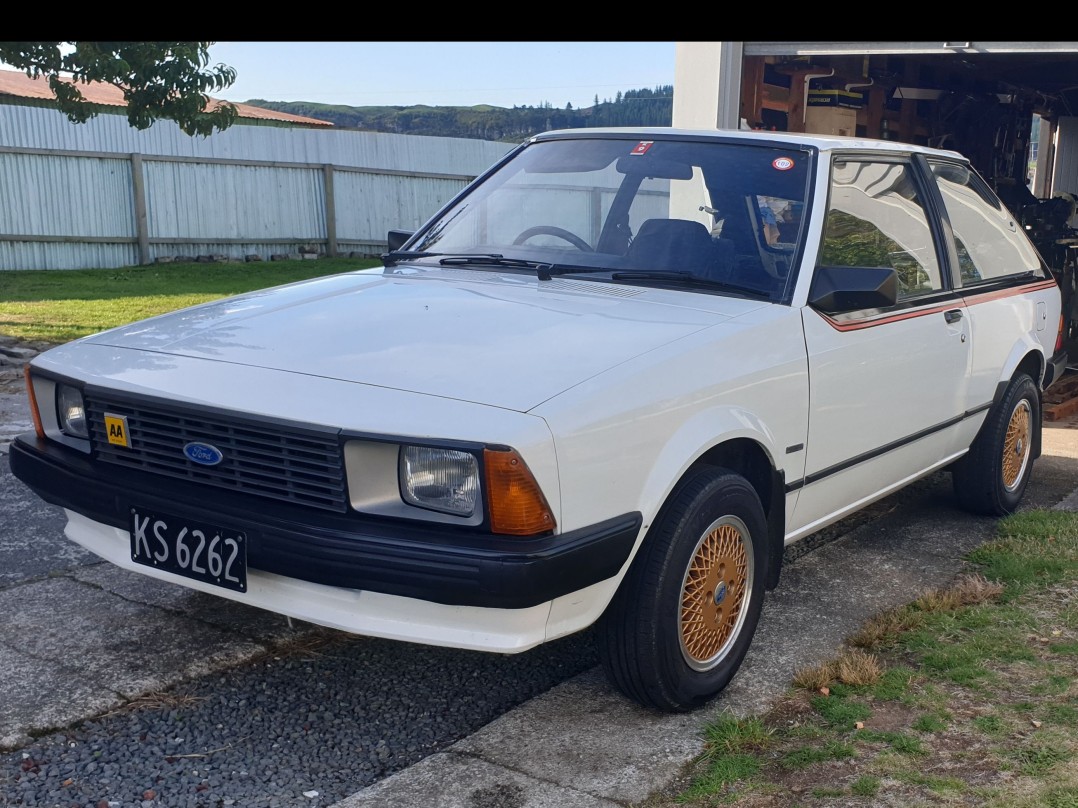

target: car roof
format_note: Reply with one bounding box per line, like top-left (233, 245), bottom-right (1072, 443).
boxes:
top-left (529, 127), bottom-right (968, 161)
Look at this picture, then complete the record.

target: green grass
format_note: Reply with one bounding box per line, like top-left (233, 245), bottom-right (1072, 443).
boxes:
top-left (809, 693), bottom-right (872, 728)
top-left (0, 258), bottom-right (379, 343)
top-left (871, 666), bottom-right (917, 700)
top-left (973, 714), bottom-right (1007, 736)
top-left (679, 715), bottom-right (772, 800)
top-left (911, 712), bottom-right (949, 733)
top-left (850, 775), bottom-right (881, 797)
top-left (969, 511), bottom-right (1078, 593)
top-left (857, 729), bottom-right (928, 755)
top-left (781, 740), bottom-right (855, 769)
top-left (676, 510), bottom-right (1078, 807)
top-left (1009, 742), bottom-right (1070, 776)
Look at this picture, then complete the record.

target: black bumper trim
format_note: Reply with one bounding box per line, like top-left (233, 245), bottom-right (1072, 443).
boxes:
top-left (10, 435), bottom-right (641, 610)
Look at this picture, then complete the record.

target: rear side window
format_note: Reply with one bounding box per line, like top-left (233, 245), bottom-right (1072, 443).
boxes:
top-left (820, 159), bottom-right (944, 301)
top-left (928, 160), bottom-right (1043, 284)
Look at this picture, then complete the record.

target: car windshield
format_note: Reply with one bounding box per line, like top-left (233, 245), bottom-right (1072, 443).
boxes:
top-left (406, 135), bottom-right (814, 300)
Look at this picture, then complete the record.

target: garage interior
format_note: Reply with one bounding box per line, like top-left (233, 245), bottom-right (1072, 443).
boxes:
top-left (739, 48), bottom-right (1078, 258)
top-left (735, 44), bottom-right (1078, 385)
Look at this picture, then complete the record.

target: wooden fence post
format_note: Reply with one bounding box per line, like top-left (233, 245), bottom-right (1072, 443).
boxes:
top-left (130, 153), bottom-right (150, 265)
top-left (323, 164), bottom-right (338, 257)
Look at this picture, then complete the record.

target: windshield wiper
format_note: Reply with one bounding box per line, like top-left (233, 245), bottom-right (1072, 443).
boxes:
top-left (438, 254), bottom-right (542, 269)
top-left (439, 255), bottom-right (611, 280)
top-left (609, 271), bottom-right (771, 299)
top-left (535, 265), bottom-right (615, 280)
top-left (381, 250), bottom-right (442, 266)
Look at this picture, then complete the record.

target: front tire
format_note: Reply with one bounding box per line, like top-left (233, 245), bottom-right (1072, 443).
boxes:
top-left (953, 372), bottom-right (1040, 515)
top-left (597, 468), bottom-right (768, 712)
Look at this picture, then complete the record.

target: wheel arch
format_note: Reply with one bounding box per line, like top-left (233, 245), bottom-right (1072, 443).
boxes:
top-left (689, 439), bottom-right (785, 590)
top-left (991, 347), bottom-right (1046, 459)
top-left (634, 429), bottom-right (786, 595)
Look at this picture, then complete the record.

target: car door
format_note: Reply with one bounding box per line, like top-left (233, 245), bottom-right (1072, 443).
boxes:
top-left (788, 154), bottom-right (971, 537)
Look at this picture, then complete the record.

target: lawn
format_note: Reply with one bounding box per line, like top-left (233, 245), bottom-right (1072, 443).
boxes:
top-left (650, 509), bottom-right (1078, 808)
top-left (0, 258), bottom-right (380, 344)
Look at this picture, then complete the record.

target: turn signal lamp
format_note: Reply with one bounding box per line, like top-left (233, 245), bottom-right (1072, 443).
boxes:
top-left (24, 366), bottom-right (44, 439)
top-left (1057, 313), bottom-right (1065, 354)
top-left (484, 448), bottom-right (556, 536)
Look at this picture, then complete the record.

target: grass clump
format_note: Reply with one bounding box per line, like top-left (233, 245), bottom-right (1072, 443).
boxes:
top-left (792, 648), bottom-right (882, 691)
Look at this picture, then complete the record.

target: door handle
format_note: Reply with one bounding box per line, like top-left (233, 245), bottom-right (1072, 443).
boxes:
top-left (944, 309), bottom-right (963, 324)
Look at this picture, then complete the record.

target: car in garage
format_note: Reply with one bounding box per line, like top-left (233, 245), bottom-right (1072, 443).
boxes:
top-left (10, 127), bottom-right (1067, 712)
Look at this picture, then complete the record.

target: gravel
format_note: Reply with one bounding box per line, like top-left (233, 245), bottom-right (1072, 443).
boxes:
top-left (0, 631), bottom-right (598, 807)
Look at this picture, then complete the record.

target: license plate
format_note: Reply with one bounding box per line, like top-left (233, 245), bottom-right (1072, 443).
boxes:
top-left (129, 506), bottom-right (247, 593)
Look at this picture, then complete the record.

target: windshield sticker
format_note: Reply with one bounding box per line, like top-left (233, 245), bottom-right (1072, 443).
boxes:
top-left (772, 157), bottom-right (795, 171)
top-left (630, 141), bottom-right (654, 156)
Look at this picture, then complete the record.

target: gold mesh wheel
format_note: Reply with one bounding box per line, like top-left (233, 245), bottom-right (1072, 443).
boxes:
top-left (678, 515), bottom-right (755, 672)
top-left (1002, 398), bottom-right (1032, 493)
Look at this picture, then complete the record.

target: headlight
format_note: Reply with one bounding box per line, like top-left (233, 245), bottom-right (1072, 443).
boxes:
top-left (399, 445), bottom-right (479, 516)
top-left (56, 384), bottom-right (88, 439)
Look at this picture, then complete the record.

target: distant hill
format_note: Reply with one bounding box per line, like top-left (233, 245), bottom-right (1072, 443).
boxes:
top-left (242, 86), bottom-right (673, 141)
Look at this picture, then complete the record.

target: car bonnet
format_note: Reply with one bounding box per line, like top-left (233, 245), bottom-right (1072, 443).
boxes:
top-left (79, 268), bottom-right (768, 411)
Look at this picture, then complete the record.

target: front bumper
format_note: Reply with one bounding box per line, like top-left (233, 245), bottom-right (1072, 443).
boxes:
top-left (10, 434), bottom-right (640, 611)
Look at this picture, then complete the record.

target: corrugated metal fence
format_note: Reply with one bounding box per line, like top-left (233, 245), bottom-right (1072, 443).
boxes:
top-left (0, 104), bottom-right (514, 270)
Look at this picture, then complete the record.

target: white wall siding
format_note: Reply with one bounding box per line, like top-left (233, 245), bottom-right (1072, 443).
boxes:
top-left (0, 103), bottom-right (515, 270)
top-left (145, 162), bottom-right (326, 240)
top-left (0, 151), bottom-right (134, 237)
top-left (334, 171), bottom-right (466, 242)
top-left (0, 241), bottom-right (138, 271)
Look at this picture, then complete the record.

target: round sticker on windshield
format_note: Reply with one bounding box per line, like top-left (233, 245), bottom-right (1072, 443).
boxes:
top-left (772, 157), bottom-right (795, 171)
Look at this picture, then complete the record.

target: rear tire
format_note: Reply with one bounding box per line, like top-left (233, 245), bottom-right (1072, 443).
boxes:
top-left (953, 372), bottom-right (1039, 515)
top-left (597, 468), bottom-right (768, 712)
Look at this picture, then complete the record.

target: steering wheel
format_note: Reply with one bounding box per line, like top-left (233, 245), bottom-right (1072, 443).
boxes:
top-left (512, 225), bottom-right (593, 251)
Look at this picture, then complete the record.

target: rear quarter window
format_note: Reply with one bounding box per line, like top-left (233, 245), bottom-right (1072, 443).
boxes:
top-left (928, 160), bottom-right (1043, 284)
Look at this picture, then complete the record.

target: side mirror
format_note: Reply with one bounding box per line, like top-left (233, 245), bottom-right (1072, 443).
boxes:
top-left (808, 265), bottom-right (898, 315)
top-left (387, 230), bottom-right (414, 252)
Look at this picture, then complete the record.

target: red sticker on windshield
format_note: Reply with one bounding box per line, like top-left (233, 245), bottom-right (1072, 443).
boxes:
top-left (772, 157), bottom-right (795, 171)
top-left (630, 141), bottom-right (654, 155)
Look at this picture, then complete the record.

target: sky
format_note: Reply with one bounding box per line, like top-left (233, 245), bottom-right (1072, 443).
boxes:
top-left (206, 42), bottom-right (676, 110)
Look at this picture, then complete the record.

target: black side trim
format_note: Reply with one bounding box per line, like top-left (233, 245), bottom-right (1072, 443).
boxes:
top-left (785, 443), bottom-right (804, 454)
top-left (784, 404), bottom-right (992, 493)
top-left (10, 435), bottom-right (641, 610)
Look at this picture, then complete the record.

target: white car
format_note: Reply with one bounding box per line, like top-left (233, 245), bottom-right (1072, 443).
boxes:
top-left (12, 128), bottom-right (1066, 712)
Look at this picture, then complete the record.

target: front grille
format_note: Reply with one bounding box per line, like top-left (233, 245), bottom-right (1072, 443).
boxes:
top-left (85, 395), bottom-right (348, 512)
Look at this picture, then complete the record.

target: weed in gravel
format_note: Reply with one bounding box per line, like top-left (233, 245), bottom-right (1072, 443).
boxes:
top-left (97, 690), bottom-right (207, 719)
